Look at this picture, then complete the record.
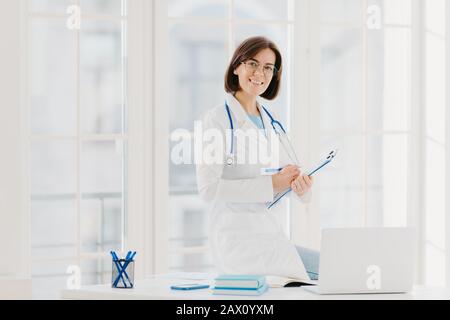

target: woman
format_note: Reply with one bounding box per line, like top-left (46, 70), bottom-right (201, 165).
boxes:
top-left (196, 36), bottom-right (319, 281)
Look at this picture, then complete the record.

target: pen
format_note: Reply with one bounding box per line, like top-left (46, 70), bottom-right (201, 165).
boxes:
top-left (111, 251), bottom-right (128, 287)
top-left (120, 251), bottom-right (134, 286)
top-left (264, 168), bottom-right (283, 173)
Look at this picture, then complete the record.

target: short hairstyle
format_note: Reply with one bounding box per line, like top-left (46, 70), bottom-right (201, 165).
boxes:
top-left (224, 36), bottom-right (283, 100)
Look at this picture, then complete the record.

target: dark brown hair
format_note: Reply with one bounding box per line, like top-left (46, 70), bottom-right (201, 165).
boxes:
top-left (224, 36), bottom-right (283, 100)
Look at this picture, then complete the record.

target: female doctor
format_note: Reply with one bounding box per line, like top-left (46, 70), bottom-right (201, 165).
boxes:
top-left (196, 36), bottom-right (319, 281)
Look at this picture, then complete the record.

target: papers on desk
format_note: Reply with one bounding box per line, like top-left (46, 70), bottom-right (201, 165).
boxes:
top-left (266, 275), bottom-right (317, 288)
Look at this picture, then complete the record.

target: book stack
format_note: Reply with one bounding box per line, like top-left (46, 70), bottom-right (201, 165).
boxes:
top-left (212, 275), bottom-right (269, 296)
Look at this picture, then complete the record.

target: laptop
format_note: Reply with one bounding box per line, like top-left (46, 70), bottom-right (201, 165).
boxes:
top-left (303, 227), bottom-right (416, 295)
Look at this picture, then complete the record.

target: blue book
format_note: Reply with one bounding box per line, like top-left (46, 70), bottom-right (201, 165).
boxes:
top-left (214, 275), bottom-right (266, 289)
top-left (212, 284), bottom-right (269, 296)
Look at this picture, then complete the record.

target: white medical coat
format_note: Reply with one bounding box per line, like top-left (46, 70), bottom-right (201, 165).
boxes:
top-left (196, 93), bottom-right (311, 279)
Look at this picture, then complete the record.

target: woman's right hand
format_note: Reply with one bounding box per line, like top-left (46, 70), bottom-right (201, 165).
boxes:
top-left (272, 165), bottom-right (300, 194)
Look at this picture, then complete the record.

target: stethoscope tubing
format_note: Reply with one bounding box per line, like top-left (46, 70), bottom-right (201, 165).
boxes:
top-left (225, 101), bottom-right (298, 165)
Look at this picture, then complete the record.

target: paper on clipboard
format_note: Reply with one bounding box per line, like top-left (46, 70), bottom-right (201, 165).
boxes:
top-left (267, 149), bottom-right (338, 210)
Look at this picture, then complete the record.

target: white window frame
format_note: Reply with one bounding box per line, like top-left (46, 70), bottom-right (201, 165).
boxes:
top-left (1, 0), bottom-right (30, 282)
top-left (289, 0), bottom-right (450, 286)
top-left (445, 0), bottom-right (450, 288)
top-left (24, 0), bottom-right (132, 287)
top-left (127, 0), bottom-right (169, 276)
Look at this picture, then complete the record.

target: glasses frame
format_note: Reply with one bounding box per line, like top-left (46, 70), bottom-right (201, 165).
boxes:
top-left (241, 60), bottom-right (278, 77)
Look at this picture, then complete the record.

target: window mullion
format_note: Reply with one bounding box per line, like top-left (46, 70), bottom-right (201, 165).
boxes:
top-left (362, 0), bottom-right (368, 227)
top-left (445, 0), bottom-right (450, 288)
top-left (75, 0), bottom-right (82, 272)
top-left (409, 0), bottom-right (426, 285)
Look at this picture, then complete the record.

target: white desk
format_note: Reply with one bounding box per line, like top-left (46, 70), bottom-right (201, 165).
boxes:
top-left (61, 273), bottom-right (450, 300)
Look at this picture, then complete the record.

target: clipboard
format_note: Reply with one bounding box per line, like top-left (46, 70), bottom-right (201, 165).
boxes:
top-left (267, 149), bottom-right (338, 210)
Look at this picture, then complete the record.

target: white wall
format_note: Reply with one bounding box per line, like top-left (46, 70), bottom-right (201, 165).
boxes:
top-left (0, 0), bottom-right (31, 297)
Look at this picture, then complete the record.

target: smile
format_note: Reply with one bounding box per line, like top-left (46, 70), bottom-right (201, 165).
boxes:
top-left (249, 79), bottom-right (264, 86)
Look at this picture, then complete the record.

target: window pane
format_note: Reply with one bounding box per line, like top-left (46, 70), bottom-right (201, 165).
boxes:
top-left (80, 0), bottom-right (125, 15)
top-left (234, 24), bottom-right (290, 126)
top-left (81, 258), bottom-right (111, 286)
top-left (426, 33), bottom-right (445, 144)
top-left (31, 200), bottom-right (76, 258)
top-left (425, 140), bottom-right (445, 257)
top-left (31, 141), bottom-right (76, 195)
top-left (381, 0), bottom-right (411, 25)
top-left (169, 23), bottom-right (226, 131)
top-left (320, 0), bottom-right (362, 23)
top-left (168, 22), bottom-right (226, 190)
top-left (29, 19), bottom-right (77, 135)
top-left (367, 135), bottom-right (408, 227)
top-left (234, 0), bottom-right (291, 21)
top-left (368, 28), bottom-right (411, 131)
top-left (169, 252), bottom-right (215, 273)
top-left (169, 195), bottom-right (210, 248)
top-left (168, 0), bottom-right (228, 18)
top-left (81, 197), bottom-right (123, 253)
top-left (80, 20), bottom-right (126, 134)
top-left (29, 0), bottom-right (73, 13)
top-left (321, 27), bottom-right (362, 132)
top-left (80, 140), bottom-right (124, 253)
top-left (426, 0), bottom-right (445, 35)
top-left (32, 260), bottom-right (77, 299)
top-left (168, 22), bottom-right (227, 272)
top-left (81, 140), bottom-right (124, 194)
top-left (318, 135), bottom-right (364, 228)
top-left (425, 243), bottom-right (445, 286)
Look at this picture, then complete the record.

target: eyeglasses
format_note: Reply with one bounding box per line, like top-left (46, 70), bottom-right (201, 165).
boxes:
top-left (241, 60), bottom-right (277, 77)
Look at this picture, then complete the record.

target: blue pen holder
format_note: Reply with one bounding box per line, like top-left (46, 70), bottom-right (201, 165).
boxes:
top-left (111, 258), bottom-right (135, 289)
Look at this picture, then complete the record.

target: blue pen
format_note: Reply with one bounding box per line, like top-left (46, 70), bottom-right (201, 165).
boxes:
top-left (112, 257), bottom-right (127, 287)
top-left (120, 252), bottom-right (134, 286)
top-left (125, 251), bottom-right (132, 261)
top-left (112, 251), bottom-right (128, 287)
top-left (112, 251), bottom-right (129, 288)
top-left (111, 251), bottom-right (128, 287)
top-left (121, 251), bottom-right (133, 284)
top-left (264, 168), bottom-right (282, 173)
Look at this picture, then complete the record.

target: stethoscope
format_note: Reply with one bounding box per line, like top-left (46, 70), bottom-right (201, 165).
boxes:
top-left (225, 101), bottom-right (301, 166)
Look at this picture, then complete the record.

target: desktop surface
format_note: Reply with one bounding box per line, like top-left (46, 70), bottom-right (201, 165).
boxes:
top-left (60, 273), bottom-right (450, 300)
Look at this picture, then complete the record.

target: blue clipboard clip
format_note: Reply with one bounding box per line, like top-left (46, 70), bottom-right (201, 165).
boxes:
top-left (267, 149), bottom-right (338, 210)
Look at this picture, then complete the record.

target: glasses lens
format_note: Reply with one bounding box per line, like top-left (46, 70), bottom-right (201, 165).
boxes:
top-left (263, 66), bottom-right (275, 76)
top-left (246, 61), bottom-right (258, 71)
top-left (243, 61), bottom-right (277, 76)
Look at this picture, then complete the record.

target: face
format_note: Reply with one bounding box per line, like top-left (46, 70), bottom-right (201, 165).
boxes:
top-left (234, 48), bottom-right (277, 98)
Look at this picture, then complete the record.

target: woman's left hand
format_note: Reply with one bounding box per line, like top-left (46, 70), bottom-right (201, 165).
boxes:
top-left (291, 173), bottom-right (313, 197)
